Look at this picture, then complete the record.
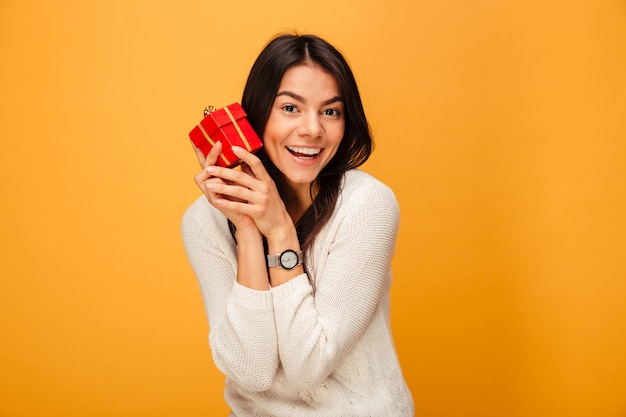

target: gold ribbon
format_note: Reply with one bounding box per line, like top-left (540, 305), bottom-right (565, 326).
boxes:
top-left (197, 123), bottom-right (231, 166)
top-left (224, 106), bottom-right (253, 151)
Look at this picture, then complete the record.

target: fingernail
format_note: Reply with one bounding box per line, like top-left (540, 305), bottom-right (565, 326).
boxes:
top-left (205, 166), bottom-right (216, 173)
top-left (231, 146), bottom-right (243, 154)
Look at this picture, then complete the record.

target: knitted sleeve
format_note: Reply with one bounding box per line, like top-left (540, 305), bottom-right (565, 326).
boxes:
top-left (181, 199), bottom-right (279, 391)
top-left (270, 177), bottom-right (400, 390)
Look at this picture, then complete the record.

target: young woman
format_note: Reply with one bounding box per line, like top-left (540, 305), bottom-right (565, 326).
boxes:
top-left (182, 33), bottom-right (414, 416)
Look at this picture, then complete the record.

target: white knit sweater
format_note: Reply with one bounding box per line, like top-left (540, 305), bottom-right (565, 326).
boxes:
top-left (181, 169), bottom-right (414, 417)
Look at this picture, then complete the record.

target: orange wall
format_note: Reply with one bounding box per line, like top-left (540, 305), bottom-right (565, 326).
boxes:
top-left (1, 1), bottom-right (625, 416)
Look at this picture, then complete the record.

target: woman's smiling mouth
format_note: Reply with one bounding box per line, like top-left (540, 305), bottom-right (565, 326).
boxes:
top-left (286, 146), bottom-right (322, 160)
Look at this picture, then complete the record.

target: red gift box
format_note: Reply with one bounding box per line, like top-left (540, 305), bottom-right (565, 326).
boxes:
top-left (189, 103), bottom-right (263, 167)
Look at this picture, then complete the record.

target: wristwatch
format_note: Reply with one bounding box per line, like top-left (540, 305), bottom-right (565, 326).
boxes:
top-left (266, 249), bottom-right (303, 270)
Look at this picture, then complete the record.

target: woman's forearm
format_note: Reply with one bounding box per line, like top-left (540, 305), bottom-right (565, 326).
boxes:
top-left (235, 226), bottom-right (270, 290)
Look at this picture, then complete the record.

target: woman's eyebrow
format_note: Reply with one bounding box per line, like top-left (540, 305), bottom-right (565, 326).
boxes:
top-left (276, 91), bottom-right (305, 102)
top-left (276, 91), bottom-right (344, 106)
top-left (322, 96), bottom-right (344, 105)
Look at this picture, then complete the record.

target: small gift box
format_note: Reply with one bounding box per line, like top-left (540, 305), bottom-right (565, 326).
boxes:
top-left (189, 103), bottom-right (263, 167)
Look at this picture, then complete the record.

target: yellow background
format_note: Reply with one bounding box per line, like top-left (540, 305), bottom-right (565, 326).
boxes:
top-left (1, 0), bottom-right (625, 416)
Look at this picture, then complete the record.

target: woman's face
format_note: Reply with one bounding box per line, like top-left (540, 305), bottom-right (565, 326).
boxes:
top-left (263, 64), bottom-right (345, 190)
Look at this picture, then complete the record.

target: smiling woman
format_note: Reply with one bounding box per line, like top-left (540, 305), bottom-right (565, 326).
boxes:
top-left (263, 64), bottom-right (345, 196)
top-left (181, 33), bottom-right (414, 416)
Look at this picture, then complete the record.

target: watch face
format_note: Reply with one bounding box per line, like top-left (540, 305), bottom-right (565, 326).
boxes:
top-left (280, 250), bottom-right (298, 269)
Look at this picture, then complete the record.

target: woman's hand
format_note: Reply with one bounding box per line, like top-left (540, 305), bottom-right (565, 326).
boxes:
top-left (199, 146), bottom-right (294, 240)
top-left (193, 141), bottom-right (257, 231)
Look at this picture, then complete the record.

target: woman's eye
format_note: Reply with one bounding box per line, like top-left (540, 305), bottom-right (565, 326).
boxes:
top-left (282, 105), bottom-right (297, 113)
top-left (323, 108), bottom-right (341, 117)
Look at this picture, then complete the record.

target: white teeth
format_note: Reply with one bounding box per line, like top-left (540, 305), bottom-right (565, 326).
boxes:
top-left (287, 146), bottom-right (321, 156)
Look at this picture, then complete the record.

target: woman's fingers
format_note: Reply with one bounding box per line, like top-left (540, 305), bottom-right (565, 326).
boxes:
top-left (193, 142), bottom-right (224, 193)
top-left (204, 179), bottom-right (254, 204)
top-left (240, 162), bottom-right (255, 178)
top-left (191, 141), bottom-right (207, 167)
top-left (203, 163), bottom-right (260, 191)
top-left (203, 177), bottom-right (224, 201)
top-left (203, 141), bottom-right (223, 168)
top-left (232, 146), bottom-right (268, 180)
top-left (191, 140), bottom-right (223, 168)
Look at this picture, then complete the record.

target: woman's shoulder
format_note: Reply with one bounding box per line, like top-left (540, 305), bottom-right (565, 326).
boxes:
top-left (181, 196), bottom-right (231, 240)
top-left (341, 169), bottom-right (398, 203)
top-left (182, 195), bottom-right (212, 223)
top-left (338, 170), bottom-right (400, 214)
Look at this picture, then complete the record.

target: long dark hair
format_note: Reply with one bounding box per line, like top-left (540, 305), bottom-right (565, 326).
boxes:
top-left (241, 33), bottom-right (373, 255)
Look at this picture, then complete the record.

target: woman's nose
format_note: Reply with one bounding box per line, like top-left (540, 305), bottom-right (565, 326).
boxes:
top-left (297, 112), bottom-right (322, 138)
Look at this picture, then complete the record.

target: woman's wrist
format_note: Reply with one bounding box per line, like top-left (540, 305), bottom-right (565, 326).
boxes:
top-left (235, 224), bottom-right (263, 246)
top-left (265, 222), bottom-right (304, 287)
top-left (265, 224), bottom-right (300, 255)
